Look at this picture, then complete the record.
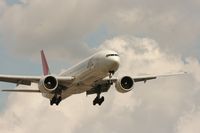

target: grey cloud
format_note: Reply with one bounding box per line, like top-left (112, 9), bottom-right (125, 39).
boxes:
top-left (0, 0), bottom-right (6, 15)
top-left (0, 0), bottom-right (106, 62)
top-left (176, 107), bottom-right (200, 133)
top-left (1, 0), bottom-right (200, 62)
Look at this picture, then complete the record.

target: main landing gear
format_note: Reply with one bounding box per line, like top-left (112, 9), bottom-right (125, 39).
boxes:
top-left (93, 93), bottom-right (104, 106)
top-left (50, 95), bottom-right (62, 106)
top-left (93, 71), bottom-right (114, 106)
top-left (109, 70), bottom-right (115, 78)
top-left (92, 84), bottom-right (105, 106)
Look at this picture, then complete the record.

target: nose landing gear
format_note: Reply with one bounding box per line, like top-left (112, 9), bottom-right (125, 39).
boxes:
top-left (109, 70), bottom-right (115, 78)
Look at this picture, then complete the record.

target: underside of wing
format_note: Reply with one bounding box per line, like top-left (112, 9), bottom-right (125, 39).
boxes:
top-left (87, 72), bottom-right (187, 95)
top-left (0, 74), bottom-right (75, 88)
top-left (133, 75), bottom-right (157, 82)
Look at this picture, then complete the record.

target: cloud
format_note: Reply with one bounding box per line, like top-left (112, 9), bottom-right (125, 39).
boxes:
top-left (0, 0), bottom-right (104, 62)
top-left (105, 0), bottom-right (200, 56)
top-left (0, 84), bottom-right (100, 133)
top-left (176, 107), bottom-right (200, 133)
top-left (0, 0), bottom-right (6, 15)
top-left (0, 0), bottom-right (200, 132)
top-left (100, 36), bottom-right (184, 75)
top-left (98, 36), bottom-right (200, 133)
top-left (0, 0), bottom-right (200, 61)
top-left (0, 36), bottom-right (200, 133)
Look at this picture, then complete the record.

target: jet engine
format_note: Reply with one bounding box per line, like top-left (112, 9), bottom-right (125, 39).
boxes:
top-left (38, 75), bottom-right (58, 93)
top-left (115, 76), bottom-right (134, 93)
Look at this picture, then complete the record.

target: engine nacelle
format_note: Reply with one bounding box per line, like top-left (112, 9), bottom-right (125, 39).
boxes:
top-left (38, 75), bottom-right (58, 93)
top-left (115, 76), bottom-right (134, 93)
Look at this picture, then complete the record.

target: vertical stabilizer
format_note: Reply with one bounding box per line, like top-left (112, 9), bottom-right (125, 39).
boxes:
top-left (41, 50), bottom-right (50, 75)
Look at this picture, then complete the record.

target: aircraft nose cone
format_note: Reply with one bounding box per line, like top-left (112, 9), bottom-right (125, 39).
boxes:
top-left (112, 57), bottom-right (120, 66)
top-left (109, 56), bottom-right (120, 71)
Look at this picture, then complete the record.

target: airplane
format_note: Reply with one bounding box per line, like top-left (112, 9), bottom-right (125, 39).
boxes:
top-left (0, 50), bottom-right (185, 106)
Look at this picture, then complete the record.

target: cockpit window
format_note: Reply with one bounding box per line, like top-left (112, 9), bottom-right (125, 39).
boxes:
top-left (106, 54), bottom-right (119, 57)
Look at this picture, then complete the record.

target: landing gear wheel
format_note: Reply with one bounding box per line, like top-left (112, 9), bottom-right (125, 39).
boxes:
top-left (98, 96), bottom-right (104, 106)
top-left (93, 96), bottom-right (98, 106)
top-left (92, 85), bottom-right (106, 106)
top-left (50, 100), bottom-right (54, 106)
top-left (93, 100), bottom-right (97, 106)
top-left (50, 95), bottom-right (62, 106)
top-left (109, 71), bottom-right (115, 78)
top-left (50, 96), bottom-right (56, 106)
top-left (93, 96), bottom-right (105, 106)
top-left (55, 96), bottom-right (62, 106)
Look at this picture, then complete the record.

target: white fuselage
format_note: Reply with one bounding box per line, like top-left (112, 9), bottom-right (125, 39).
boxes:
top-left (42, 50), bottom-right (120, 100)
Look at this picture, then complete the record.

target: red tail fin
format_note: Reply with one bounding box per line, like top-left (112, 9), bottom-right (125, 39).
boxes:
top-left (41, 50), bottom-right (50, 75)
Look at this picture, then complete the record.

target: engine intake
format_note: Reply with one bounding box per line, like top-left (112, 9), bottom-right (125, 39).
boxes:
top-left (44, 76), bottom-right (57, 90)
top-left (38, 75), bottom-right (58, 93)
top-left (115, 76), bottom-right (134, 93)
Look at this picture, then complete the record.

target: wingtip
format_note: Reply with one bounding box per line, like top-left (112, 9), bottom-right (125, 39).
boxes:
top-left (179, 71), bottom-right (188, 75)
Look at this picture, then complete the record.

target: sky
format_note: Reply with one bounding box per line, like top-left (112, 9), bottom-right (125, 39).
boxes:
top-left (0, 0), bottom-right (200, 133)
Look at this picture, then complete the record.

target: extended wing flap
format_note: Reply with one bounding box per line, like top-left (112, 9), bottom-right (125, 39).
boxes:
top-left (2, 89), bottom-right (41, 93)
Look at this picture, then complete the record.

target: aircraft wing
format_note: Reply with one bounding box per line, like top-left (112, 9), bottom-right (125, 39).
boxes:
top-left (86, 72), bottom-right (186, 95)
top-left (101, 72), bottom-right (186, 83)
top-left (0, 75), bottom-right (41, 85)
top-left (0, 51), bottom-right (75, 93)
top-left (132, 72), bottom-right (187, 83)
top-left (0, 74), bottom-right (74, 92)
